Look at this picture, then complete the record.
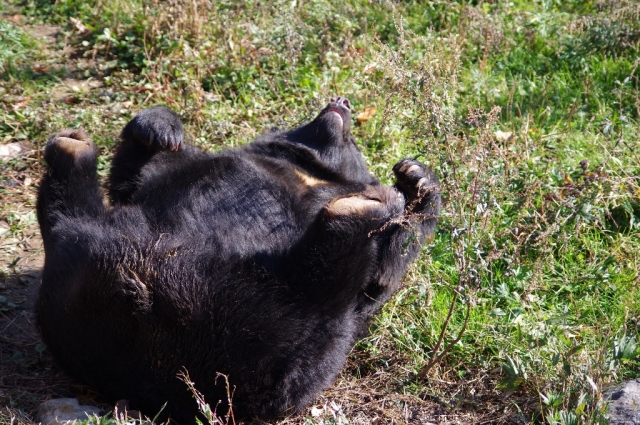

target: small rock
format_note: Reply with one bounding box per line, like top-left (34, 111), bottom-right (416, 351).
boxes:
top-left (0, 143), bottom-right (26, 160)
top-left (605, 379), bottom-right (640, 425)
top-left (310, 406), bottom-right (323, 417)
top-left (36, 398), bottom-right (102, 425)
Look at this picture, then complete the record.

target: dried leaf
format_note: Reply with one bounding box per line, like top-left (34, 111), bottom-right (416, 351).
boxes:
top-left (63, 95), bottom-right (79, 105)
top-left (69, 17), bottom-right (89, 34)
top-left (12, 96), bottom-right (31, 110)
top-left (363, 62), bottom-right (377, 74)
top-left (356, 106), bottom-right (377, 125)
top-left (494, 130), bottom-right (513, 142)
top-left (32, 64), bottom-right (49, 73)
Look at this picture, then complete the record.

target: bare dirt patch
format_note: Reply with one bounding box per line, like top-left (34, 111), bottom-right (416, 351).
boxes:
top-left (26, 24), bottom-right (60, 43)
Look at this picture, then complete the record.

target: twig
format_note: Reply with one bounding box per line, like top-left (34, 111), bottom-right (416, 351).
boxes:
top-left (418, 286), bottom-right (471, 379)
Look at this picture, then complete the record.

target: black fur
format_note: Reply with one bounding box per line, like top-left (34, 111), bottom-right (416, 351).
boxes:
top-left (36, 97), bottom-right (441, 424)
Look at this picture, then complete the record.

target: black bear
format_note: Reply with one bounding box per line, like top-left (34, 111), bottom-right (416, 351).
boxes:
top-left (36, 97), bottom-right (441, 423)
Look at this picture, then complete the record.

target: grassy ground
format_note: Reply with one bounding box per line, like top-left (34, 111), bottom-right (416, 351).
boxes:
top-left (1, 0), bottom-right (639, 424)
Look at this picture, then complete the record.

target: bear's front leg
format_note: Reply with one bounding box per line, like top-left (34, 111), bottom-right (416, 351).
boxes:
top-left (37, 129), bottom-right (105, 245)
top-left (354, 159), bottom-right (442, 318)
top-left (393, 158), bottom-right (442, 223)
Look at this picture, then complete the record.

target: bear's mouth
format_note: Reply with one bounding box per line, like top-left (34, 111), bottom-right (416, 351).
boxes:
top-left (326, 108), bottom-right (344, 127)
top-left (315, 97), bottom-right (351, 137)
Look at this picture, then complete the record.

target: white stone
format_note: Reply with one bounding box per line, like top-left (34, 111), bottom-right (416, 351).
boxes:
top-left (0, 143), bottom-right (26, 160)
top-left (36, 398), bottom-right (102, 425)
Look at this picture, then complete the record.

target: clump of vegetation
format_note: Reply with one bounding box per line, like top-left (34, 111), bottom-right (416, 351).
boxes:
top-left (1, 0), bottom-right (639, 424)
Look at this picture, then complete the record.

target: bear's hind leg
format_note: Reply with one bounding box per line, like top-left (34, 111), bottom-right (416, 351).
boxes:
top-left (108, 106), bottom-right (184, 204)
top-left (37, 129), bottom-right (106, 245)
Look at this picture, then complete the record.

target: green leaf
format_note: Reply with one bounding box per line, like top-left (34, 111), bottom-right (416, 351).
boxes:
top-left (11, 351), bottom-right (24, 363)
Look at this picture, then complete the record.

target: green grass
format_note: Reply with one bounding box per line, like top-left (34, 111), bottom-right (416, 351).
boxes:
top-left (1, 0), bottom-right (639, 424)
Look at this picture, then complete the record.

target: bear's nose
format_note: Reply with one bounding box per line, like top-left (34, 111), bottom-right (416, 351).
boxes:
top-left (331, 96), bottom-right (351, 110)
